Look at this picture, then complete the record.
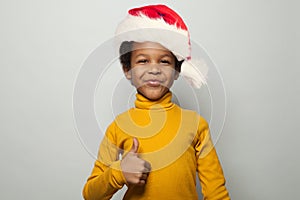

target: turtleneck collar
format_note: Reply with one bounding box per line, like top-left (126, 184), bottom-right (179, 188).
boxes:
top-left (135, 91), bottom-right (174, 110)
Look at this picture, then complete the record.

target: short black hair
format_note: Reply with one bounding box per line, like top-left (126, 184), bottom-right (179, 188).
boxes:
top-left (119, 41), bottom-right (183, 72)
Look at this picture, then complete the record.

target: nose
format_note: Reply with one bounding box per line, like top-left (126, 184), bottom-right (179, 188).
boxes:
top-left (148, 64), bottom-right (161, 75)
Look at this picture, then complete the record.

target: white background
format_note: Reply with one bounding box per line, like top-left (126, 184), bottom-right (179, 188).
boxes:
top-left (0, 0), bottom-right (299, 199)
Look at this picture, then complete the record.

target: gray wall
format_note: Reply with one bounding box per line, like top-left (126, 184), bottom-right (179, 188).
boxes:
top-left (0, 0), bottom-right (299, 199)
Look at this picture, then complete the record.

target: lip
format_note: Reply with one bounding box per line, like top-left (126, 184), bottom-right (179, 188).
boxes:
top-left (144, 79), bottom-right (162, 87)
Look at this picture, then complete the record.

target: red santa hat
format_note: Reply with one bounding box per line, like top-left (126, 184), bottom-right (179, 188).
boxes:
top-left (115, 4), bottom-right (208, 88)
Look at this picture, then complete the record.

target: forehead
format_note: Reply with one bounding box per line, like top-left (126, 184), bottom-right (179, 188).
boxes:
top-left (132, 42), bottom-right (173, 56)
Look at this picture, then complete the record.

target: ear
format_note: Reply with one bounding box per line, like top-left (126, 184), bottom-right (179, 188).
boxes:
top-left (123, 66), bottom-right (132, 80)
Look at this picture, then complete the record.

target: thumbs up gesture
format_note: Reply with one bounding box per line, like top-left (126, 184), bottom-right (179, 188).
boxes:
top-left (121, 138), bottom-right (151, 185)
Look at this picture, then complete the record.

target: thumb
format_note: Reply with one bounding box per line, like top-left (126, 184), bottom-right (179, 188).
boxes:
top-left (129, 137), bottom-right (139, 153)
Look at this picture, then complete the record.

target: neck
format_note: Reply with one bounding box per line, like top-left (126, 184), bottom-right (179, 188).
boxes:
top-left (135, 91), bottom-right (174, 110)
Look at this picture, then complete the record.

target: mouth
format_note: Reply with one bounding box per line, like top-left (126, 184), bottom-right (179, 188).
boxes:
top-left (144, 79), bottom-right (162, 87)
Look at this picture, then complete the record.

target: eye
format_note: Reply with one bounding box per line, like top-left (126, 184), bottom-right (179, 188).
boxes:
top-left (137, 59), bottom-right (148, 64)
top-left (160, 59), bottom-right (171, 64)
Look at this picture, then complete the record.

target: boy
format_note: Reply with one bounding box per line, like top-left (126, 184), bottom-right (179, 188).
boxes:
top-left (83, 4), bottom-right (230, 200)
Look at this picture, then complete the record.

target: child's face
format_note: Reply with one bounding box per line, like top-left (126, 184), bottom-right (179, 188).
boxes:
top-left (124, 42), bottom-right (179, 101)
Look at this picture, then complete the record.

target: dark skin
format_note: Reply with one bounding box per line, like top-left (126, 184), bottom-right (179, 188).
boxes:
top-left (119, 41), bottom-right (183, 101)
top-left (119, 41), bottom-right (183, 77)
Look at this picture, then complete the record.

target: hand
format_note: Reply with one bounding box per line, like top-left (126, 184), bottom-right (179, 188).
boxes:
top-left (121, 138), bottom-right (151, 185)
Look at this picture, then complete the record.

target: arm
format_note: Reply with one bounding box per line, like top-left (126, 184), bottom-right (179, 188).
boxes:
top-left (82, 123), bottom-right (126, 200)
top-left (196, 117), bottom-right (230, 200)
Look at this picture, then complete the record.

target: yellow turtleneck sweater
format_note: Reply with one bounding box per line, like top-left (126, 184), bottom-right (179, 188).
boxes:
top-left (83, 92), bottom-right (230, 200)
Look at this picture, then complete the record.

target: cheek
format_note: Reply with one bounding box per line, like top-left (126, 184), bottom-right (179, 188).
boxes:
top-left (165, 69), bottom-right (177, 79)
top-left (174, 71), bottom-right (179, 80)
top-left (129, 68), bottom-right (145, 87)
top-left (131, 67), bottom-right (147, 78)
top-left (130, 71), bottom-right (140, 81)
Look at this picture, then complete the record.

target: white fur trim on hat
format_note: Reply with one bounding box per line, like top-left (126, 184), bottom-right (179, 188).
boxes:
top-left (115, 14), bottom-right (190, 60)
top-left (181, 59), bottom-right (208, 88)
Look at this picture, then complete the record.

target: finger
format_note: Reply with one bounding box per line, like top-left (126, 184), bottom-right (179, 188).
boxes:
top-left (143, 161), bottom-right (151, 172)
top-left (129, 137), bottom-right (139, 153)
top-left (141, 173), bottom-right (148, 180)
top-left (138, 179), bottom-right (146, 185)
top-left (138, 173), bottom-right (149, 185)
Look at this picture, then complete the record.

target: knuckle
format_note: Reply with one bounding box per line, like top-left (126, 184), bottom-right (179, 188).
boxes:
top-left (133, 178), bottom-right (140, 184)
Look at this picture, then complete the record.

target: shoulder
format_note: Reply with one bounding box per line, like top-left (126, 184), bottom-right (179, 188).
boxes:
top-left (198, 115), bottom-right (209, 130)
top-left (176, 106), bottom-right (209, 136)
top-left (114, 108), bottom-right (135, 125)
top-left (104, 109), bottom-right (134, 143)
top-left (104, 109), bottom-right (133, 135)
top-left (178, 106), bottom-right (209, 128)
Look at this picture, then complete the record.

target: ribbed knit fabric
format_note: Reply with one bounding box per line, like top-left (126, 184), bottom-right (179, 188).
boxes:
top-left (83, 92), bottom-right (230, 200)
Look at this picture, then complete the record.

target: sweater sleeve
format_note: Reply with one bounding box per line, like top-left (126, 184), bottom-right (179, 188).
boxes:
top-left (196, 117), bottom-right (230, 200)
top-left (82, 122), bottom-right (127, 200)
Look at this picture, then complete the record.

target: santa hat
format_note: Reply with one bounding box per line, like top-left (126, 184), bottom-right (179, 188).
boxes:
top-left (115, 4), bottom-right (208, 88)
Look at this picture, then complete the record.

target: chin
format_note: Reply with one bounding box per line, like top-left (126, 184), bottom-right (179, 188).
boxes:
top-left (138, 87), bottom-right (169, 101)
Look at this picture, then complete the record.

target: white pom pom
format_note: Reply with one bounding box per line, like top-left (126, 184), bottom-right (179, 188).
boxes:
top-left (180, 59), bottom-right (208, 88)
